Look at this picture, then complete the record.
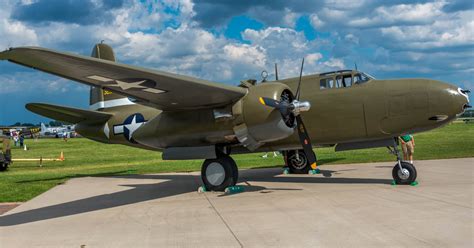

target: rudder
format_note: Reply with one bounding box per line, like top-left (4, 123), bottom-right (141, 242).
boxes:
top-left (89, 43), bottom-right (134, 110)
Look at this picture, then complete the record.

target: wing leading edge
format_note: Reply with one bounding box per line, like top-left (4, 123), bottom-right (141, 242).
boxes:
top-left (0, 47), bottom-right (247, 111)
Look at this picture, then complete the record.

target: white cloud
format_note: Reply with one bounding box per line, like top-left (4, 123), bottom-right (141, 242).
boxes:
top-left (0, 72), bottom-right (87, 95)
top-left (349, 2), bottom-right (445, 28)
top-left (309, 14), bottom-right (324, 29)
top-left (0, 2), bottom-right (38, 48)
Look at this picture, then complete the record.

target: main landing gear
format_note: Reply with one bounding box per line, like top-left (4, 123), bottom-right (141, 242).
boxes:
top-left (388, 138), bottom-right (417, 185)
top-left (201, 154), bottom-right (238, 191)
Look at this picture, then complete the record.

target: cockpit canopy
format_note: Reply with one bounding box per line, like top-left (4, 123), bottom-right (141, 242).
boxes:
top-left (319, 70), bottom-right (374, 90)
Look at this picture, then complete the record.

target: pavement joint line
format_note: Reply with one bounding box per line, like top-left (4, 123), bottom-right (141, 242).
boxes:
top-left (202, 192), bottom-right (243, 248)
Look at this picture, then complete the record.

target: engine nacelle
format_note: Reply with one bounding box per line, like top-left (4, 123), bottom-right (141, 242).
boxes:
top-left (232, 82), bottom-right (295, 150)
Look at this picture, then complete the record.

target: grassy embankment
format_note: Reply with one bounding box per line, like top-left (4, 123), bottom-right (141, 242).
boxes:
top-left (0, 122), bottom-right (472, 202)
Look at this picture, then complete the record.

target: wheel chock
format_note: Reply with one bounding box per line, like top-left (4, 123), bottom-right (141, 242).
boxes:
top-left (390, 180), bottom-right (419, 186)
top-left (225, 185), bottom-right (244, 194)
top-left (198, 186), bottom-right (207, 193)
top-left (309, 168), bottom-right (321, 174)
top-left (283, 168), bottom-right (290, 174)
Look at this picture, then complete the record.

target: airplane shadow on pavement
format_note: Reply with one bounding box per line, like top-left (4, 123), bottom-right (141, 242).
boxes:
top-left (0, 167), bottom-right (392, 226)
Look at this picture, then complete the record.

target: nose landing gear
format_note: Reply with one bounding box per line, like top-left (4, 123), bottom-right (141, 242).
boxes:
top-left (387, 138), bottom-right (417, 185)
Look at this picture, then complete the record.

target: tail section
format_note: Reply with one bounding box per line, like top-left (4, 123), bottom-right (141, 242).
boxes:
top-left (89, 43), bottom-right (134, 110)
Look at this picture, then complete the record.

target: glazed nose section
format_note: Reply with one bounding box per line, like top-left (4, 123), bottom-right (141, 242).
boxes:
top-left (429, 82), bottom-right (470, 119)
top-left (451, 87), bottom-right (470, 113)
top-left (460, 89), bottom-right (471, 109)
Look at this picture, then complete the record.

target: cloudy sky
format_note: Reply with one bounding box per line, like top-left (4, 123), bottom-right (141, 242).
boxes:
top-left (0, 0), bottom-right (473, 125)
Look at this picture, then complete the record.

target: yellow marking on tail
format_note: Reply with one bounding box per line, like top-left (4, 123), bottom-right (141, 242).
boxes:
top-left (259, 97), bottom-right (266, 105)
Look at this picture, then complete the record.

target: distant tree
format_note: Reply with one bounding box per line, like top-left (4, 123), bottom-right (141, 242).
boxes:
top-left (12, 122), bottom-right (21, 126)
top-left (21, 123), bottom-right (35, 127)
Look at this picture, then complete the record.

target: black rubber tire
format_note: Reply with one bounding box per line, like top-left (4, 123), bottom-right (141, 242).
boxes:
top-left (287, 150), bottom-right (310, 174)
top-left (201, 155), bottom-right (237, 191)
top-left (392, 162), bottom-right (417, 185)
top-left (229, 157), bottom-right (239, 185)
top-left (0, 162), bottom-right (7, 172)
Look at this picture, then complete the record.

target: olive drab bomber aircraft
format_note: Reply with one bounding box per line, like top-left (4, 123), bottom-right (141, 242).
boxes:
top-left (0, 43), bottom-right (471, 191)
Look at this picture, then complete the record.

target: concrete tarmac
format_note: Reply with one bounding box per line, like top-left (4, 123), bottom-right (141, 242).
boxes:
top-left (0, 158), bottom-right (472, 247)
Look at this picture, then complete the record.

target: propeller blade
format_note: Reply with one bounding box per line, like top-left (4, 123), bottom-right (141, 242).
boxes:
top-left (295, 58), bottom-right (305, 100)
top-left (275, 63), bottom-right (279, 81)
top-left (295, 115), bottom-right (317, 169)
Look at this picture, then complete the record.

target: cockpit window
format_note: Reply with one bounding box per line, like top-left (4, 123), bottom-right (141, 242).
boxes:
top-left (320, 71), bottom-right (374, 90)
top-left (320, 78), bottom-right (334, 89)
top-left (335, 76), bottom-right (342, 88)
top-left (335, 75), bottom-right (352, 88)
top-left (343, 75), bottom-right (352, 87)
top-left (354, 72), bottom-right (373, 84)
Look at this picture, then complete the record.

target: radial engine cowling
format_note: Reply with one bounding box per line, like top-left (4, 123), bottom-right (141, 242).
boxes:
top-left (233, 82), bottom-right (295, 150)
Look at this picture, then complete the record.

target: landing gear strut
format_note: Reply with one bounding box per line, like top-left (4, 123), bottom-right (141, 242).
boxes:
top-left (387, 138), bottom-right (417, 185)
top-left (201, 154), bottom-right (238, 191)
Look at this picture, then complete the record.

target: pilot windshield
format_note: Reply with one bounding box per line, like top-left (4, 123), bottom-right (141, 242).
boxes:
top-left (354, 72), bottom-right (373, 84)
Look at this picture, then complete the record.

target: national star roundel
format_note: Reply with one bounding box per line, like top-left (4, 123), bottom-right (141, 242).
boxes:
top-left (113, 113), bottom-right (147, 143)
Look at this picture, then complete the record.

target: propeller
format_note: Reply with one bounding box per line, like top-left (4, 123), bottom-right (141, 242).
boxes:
top-left (259, 58), bottom-right (318, 169)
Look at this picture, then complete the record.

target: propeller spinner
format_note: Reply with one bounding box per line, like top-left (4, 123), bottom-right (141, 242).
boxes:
top-left (259, 58), bottom-right (318, 169)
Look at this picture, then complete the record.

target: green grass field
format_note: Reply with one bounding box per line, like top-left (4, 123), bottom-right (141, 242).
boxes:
top-left (1, 123), bottom-right (473, 202)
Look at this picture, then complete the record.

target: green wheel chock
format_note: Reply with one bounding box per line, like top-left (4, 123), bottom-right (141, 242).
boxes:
top-left (283, 168), bottom-right (290, 174)
top-left (410, 181), bottom-right (419, 186)
top-left (225, 185), bottom-right (244, 194)
top-left (309, 168), bottom-right (321, 175)
top-left (391, 180), bottom-right (397, 186)
top-left (198, 186), bottom-right (207, 193)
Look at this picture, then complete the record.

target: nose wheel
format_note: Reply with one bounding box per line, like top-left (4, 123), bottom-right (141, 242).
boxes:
top-left (392, 161), bottom-right (417, 184)
top-left (201, 154), bottom-right (238, 191)
top-left (388, 138), bottom-right (417, 185)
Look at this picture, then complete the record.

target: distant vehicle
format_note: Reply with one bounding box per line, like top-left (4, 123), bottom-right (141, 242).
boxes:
top-left (0, 127), bottom-right (40, 138)
top-left (40, 123), bottom-right (76, 138)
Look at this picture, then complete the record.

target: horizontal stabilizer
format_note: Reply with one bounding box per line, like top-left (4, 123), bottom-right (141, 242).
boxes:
top-left (26, 103), bottom-right (113, 124)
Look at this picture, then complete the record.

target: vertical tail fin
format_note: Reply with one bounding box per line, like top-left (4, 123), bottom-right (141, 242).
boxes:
top-left (40, 123), bottom-right (46, 132)
top-left (89, 43), bottom-right (134, 110)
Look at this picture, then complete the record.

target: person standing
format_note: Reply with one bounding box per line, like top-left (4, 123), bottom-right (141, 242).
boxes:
top-left (12, 132), bottom-right (19, 147)
top-left (19, 134), bottom-right (24, 148)
top-left (399, 134), bottom-right (415, 164)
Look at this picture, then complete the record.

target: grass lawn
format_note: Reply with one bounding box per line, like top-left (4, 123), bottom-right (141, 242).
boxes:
top-left (1, 122), bottom-right (473, 202)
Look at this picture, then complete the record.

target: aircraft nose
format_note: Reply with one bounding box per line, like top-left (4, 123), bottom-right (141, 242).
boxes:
top-left (459, 89), bottom-right (471, 109)
top-left (429, 81), bottom-right (470, 120)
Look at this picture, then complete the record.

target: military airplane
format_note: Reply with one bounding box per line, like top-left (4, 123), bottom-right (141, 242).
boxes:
top-left (0, 43), bottom-right (470, 191)
top-left (40, 123), bottom-right (75, 138)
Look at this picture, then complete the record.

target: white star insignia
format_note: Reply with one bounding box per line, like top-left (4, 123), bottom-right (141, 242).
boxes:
top-left (86, 75), bottom-right (164, 94)
top-left (109, 80), bottom-right (147, 90)
top-left (124, 115), bottom-right (143, 140)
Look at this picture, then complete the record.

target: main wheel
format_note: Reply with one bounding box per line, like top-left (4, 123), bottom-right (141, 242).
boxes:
top-left (201, 155), bottom-right (238, 191)
top-left (287, 150), bottom-right (310, 174)
top-left (392, 161), bottom-right (417, 185)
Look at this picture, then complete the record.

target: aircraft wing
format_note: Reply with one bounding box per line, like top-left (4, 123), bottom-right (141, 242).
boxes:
top-left (0, 47), bottom-right (247, 111)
